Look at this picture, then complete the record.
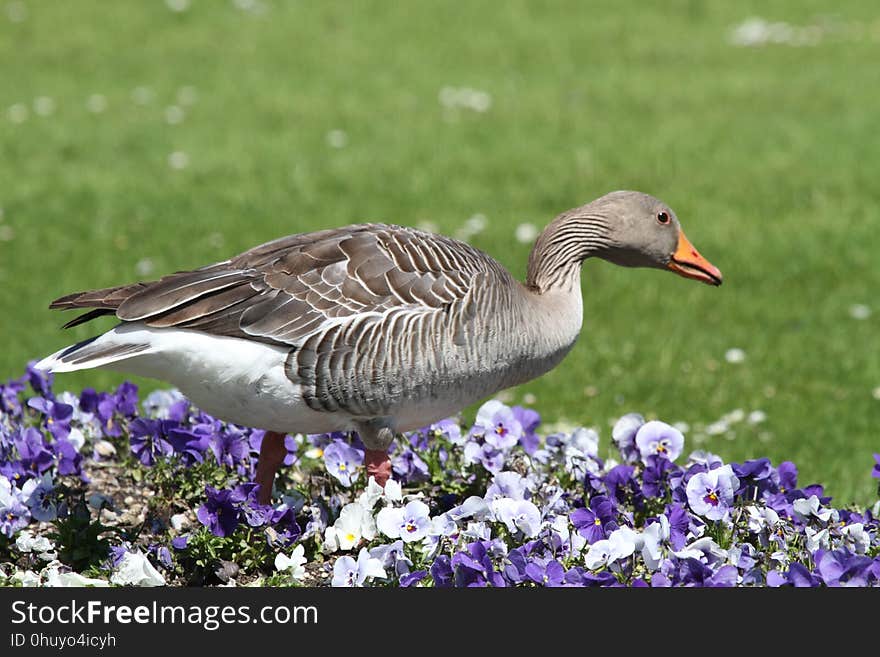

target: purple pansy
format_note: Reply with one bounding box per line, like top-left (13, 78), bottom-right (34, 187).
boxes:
top-left (685, 465), bottom-right (739, 522)
top-left (129, 418), bottom-right (174, 466)
top-left (664, 503), bottom-right (691, 550)
top-left (14, 427), bottom-right (54, 475)
top-left (376, 500), bottom-right (432, 543)
top-left (635, 421), bottom-right (684, 463)
top-left (196, 486), bottom-right (242, 537)
top-left (27, 397), bottom-right (73, 440)
top-left (430, 555), bottom-right (454, 587)
top-left (472, 400), bottom-right (522, 450)
top-left (52, 439), bottom-right (83, 477)
top-left (392, 449), bottom-right (429, 483)
top-left (571, 495), bottom-right (618, 543)
top-left (451, 541), bottom-right (506, 587)
top-left (612, 413), bottom-right (644, 463)
top-left (209, 431), bottom-right (248, 469)
top-left (815, 549), bottom-right (875, 587)
top-left (26, 362), bottom-right (54, 398)
top-left (0, 475), bottom-right (30, 537)
top-left (512, 406), bottom-right (541, 455)
top-left (524, 559), bottom-right (565, 586)
top-left (323, 440), bottom-right (363, 487)
top-left (21, 473), bottom-right (57, 522)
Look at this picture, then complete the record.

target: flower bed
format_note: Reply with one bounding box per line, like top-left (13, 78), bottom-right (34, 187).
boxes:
top-left (1, 363), bottom-right (878, 587)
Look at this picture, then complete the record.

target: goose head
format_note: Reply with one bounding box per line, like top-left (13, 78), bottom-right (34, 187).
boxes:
top-left (590, 191), bottom-right (723, 286)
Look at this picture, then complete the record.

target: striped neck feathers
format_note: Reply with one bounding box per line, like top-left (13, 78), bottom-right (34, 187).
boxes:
top-left (526, 212), bottom-right (613, 293)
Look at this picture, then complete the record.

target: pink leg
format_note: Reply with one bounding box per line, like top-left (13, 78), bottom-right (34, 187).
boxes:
top-left (255, 431), bottom-right (287, 505)
top-left (365, 449), bottom-right (393, 487)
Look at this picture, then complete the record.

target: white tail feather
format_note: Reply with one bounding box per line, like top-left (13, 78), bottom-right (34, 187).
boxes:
top-left (35, 327), bottom-right (154, 373)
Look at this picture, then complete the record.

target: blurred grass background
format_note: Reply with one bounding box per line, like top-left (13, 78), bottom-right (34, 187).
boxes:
top-left (1, 1), bottom-right (878, 503)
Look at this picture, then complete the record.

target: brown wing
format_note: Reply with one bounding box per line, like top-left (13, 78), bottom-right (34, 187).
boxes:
top-left (49, 224), bottom-right (498, 348)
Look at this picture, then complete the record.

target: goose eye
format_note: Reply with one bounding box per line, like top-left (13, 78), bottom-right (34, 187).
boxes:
top-left (657, 211), bottom-right (670, 225)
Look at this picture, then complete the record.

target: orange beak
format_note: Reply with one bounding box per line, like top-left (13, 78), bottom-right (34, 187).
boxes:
top-left (667, 231), bottom-right (723, 286)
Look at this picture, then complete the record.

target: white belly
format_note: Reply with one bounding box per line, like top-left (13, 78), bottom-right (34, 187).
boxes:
top-left (101, 324), bottom-right (352, 434)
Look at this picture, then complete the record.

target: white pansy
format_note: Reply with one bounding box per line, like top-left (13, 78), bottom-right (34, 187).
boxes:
top-left (747, 505), bottom-right (779, 533)
top-left (461, 521), bottom-right (491, 541)
top-left (170, 513), bottom-right (189, 531)
top-left (641, 517), bottom-right (669, 571)
top-left (11, 570), bottom-right (41, 587)
top-left (110, 550), bottom-right (165, 587)
top-left (357, 477), bottom-right (386, 510)
top-left (274, 544), bottom-right (307, 582)
top-left (323, 502), bottom-right (376, 553)
top-left (94, 440), bottom-right (117, 457)
top-left (44, 564), bottom-right (109, 588)
top-left (584, 539), bottom-right (612, 570)
top-left (448, 495), bottom-right (492, 522)
top-left (331, 548), bottom-right (386, 587)
top-left (14, 531), bottom-right (55, 558)
top-left (493, 498), bottom-right (542, 538)
top-left (383, 479), bottom-right (403, 501)
top-left (805, 526), bottom-right (830, 552)
top-left (429, 512), bottom-right (457, 537)
top-left (65, 427), bottom-right (85, 451)
top-left (607, 526), bottom-right (641, 561)
top-left (793, 495), bottom-right (836, 524)
top-left (841, 523), bottom-right (871, 555)
top-left (674, 537), bottom-right (726, 563)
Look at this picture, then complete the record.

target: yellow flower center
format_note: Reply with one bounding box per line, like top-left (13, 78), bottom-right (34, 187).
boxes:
top-left (338, 463), bottom-right (347, 472)
top-left (345, 533), bottom-right (356, 543)
top-left (594, 518), bottom-right (602, 526)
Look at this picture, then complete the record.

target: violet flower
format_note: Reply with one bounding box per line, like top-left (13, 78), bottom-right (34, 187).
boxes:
top-left (452, 541), bottom-right (506, 587)
top-left (634, 421), bottom-right (683, 463)
top-left (331, 548), bottom-right (386, 587)
top-left (815, 549), bottom-right (875, 587)
top-left (685, 465), bottom-right (739, 522)
top-left (209, 431), bottom-right (248, 469)
top-left (27, 397), bottom-right (73, 440)
top-left (571, 495), bottom-right (618, 544)
top-left (14, 427), bottom-right (54, 475)
top-left (376, 500), bottom-right (432, 543)
top-left (392, 448), bottom-right (429, 483)
top-left (612, 413), bottom-right (644, 463)
top-left (0, 475), bottom-right (30, 537)
top-left (472, 400), bottom-right (522, 450)
top-left (323, 440), bottom-right (363, 487)
top-left (512, 406), bottom-right (541, 455)
top-left (129, 418), bottom-right (173, 467)
top-left (196, 486), bottom-right (242, 537)
top-left (524, 559), bottom-right (565, 586)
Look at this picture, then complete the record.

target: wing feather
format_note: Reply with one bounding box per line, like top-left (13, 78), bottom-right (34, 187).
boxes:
top-left (47, 224), bottom-right (508, 352)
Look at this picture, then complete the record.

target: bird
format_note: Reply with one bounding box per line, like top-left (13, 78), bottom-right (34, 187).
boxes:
top-left (36, 190), bottom-right (721, 504)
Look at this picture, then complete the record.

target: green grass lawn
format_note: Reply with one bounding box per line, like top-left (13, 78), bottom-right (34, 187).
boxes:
top-left (1, 1), bottom-right (878, 504)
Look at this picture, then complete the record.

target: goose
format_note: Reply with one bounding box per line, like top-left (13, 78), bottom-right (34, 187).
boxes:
top-left (36, 191), bottom-right (721, 503)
